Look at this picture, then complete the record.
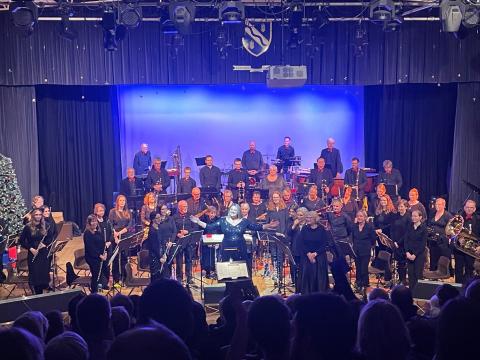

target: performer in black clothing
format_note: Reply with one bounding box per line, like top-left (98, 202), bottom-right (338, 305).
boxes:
top-left (145, 205), bottom-right (176, 282)
top-left (326, 199), bottom-right (353, 244)
top-left (19, 209), bottom-right (53, 294)
top-left (454, 200), bottom-right (479, 283)
top-left (372, 195), bottom-right (396, 283)
top-left (248, 191), bottom-right (267, 223)
top-left (276, 136), bottom-right (295, 173)
top-left (132, 143), bottom-right (151, 176)
top-left (282, 188), bottom-right (298, 213)
top-left (242, 141), bottom-right (264, 181)
top-left (320, 137), bottom-right (343, 178)
top-left (108, 195), bottom-right (132, 283)
top-left (23, 195), bottom-right (45, 225)
top-left (377, 160), bottom-right (403, 191)
top-left (367, 183), bottom-right (387, 217)
top-left (145, 158), bottom-right (171, 193)
top-left (218, 190), bottom-right (235, 217)
top-left (408, 188), bottom-right (428, 221)
top-left (227, 158), bottom-right (248, 201)
top-left (298, 211), bottom-right (332, 294)
top-left (119, 168), bottom-right (144, 197)
top-left (186, 187), bottom-right (208, 216)
top-left (199, 155), bottom-right (222, 191)
top-left (342, 186), bottom-right (359, 221)
top-left (178, 167), bottom-right (196, 194)
top-left (200, 206), bottom-right (220, 278)
top-left (352, 210), bottom-right (376, 289)
top-left (301, 185), bottom-right (326, 212)
top-left (287, 207), bottom-right (308, 291)
top-left (308, 157), bottom-right (334, 196)
top-left (42, 206), bottom-right (58, 242)
top-left (173, 200), bottom-right (198, 284)
top-left (401, 210), bottom-right (427, 290)
top-left (83, 214), bottom-right (108, 293)
top-left (94, 203), bottom-right (112, 288)
top-left (427, 198), bottom-right (453, 271)
top-left (390, 200), bottom-right (411, 284)
top-left (344, 157), bottom-right (367, 203)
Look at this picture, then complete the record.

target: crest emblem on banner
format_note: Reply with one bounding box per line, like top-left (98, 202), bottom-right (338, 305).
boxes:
top-left (242, 20), bottom-right (272, 57)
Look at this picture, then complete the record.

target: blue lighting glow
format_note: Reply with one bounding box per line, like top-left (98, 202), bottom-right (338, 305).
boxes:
top-left (118, 84), bottom-right (364, 181)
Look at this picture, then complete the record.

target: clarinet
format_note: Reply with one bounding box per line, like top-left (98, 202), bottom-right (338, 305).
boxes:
top-left (97, 223), bottom-right (109, 284)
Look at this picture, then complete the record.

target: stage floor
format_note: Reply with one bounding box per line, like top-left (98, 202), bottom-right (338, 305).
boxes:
top-left (1, 236), bottom-right (440, 323)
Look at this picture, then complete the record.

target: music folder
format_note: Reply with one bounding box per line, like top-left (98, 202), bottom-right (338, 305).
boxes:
top-left (216, 261), bottom-right (249, 280)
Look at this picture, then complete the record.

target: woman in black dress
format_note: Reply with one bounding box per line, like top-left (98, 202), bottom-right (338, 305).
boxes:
top-left (427, 197), bottom-right (453, 271)
top-left (19, 208), bottom-right (53, 294)
top-left (402, 210), bottom-right (427, 290)
top-left (352, 210), bottom-right (376, 291)
top-left (94, 203), bottom-right (112, 288)
top-left (390, 200), bottom-right (411, 284)
top-left (145, 205), bottom-right (176, 282)
top-left (83, 214), bottom-right (107, 293)
top-left (108, 195), bottom-right (132, 283)
top-left (298, 211), bottom-right (331, 294)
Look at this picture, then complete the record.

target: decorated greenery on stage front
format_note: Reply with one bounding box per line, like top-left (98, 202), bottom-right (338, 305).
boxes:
top-left (0, 154), bottom-right (26, 237)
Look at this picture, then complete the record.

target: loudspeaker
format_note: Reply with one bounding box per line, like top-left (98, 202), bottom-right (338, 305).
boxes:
top-left (412, 280), bottom-right (462, 300)
top-left (204, 283), bottom-right (226, 305)
top-left (0, 289), bottom-right (83, 324)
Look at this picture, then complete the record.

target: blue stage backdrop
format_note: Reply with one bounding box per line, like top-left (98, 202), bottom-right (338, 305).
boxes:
top-left (118, 84), bottom-right (364, 185)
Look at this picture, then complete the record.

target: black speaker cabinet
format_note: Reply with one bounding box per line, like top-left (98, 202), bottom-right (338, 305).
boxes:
top-left (203, 279), bottom-right (260, 306)
top-left (412, 280), bottom-right (462, 300)
top-left (0, 289), bottom-right (83, 324)
top-left (203, 284), bottom-right (227, 306)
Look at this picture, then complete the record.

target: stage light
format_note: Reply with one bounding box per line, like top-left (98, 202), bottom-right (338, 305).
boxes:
top-left (288, 4), bottom-right (303, 49)
top-left (119, 1), bottom-right (143, 28)
top-left (219, 1), bottom-right (245, 24)
top-left (353, 22), bottom-right (368, 57)
top-left (9, 0), bottom-right (38, 34)
top-left (57, 4), bottom-right (77, 41)
top-left (462, 5), bottom-right (480, 28)
top-left (169, 1), bottom-right (196, 34)
top-left (440, 0), bottom-right (463, 32)
top-left (369, 0), bottom-right (395, 22)
top-left (101, 8), bottom-right (126, 51)
top-left (312, 7), bottom-right (330, 30)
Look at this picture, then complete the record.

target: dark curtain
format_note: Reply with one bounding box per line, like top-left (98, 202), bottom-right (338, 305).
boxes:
top-left (0, 86), bottom-right (38, 204)
top-left (36, 85), bottom-right (121, 226)
top-left (449, 83), bottom-right (480, 212)
top-left (2, 12), bottom-right (480, 86)
top-left (364, 84), bottom-right (457, 207)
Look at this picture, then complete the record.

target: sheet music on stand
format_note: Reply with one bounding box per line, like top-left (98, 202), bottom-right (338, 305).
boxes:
top-left (216, 261), bottom-right (249, 280)
top-left (108, 231), bottom-right (143, 266)
top-left (255, 231), bottom-right (295, 265)
top-left (377, 232), bottom-right (396, 251)
top-left (168, 230), bottom-right (204, 263)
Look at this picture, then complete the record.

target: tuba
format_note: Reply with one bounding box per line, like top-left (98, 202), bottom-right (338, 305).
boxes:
top-left (446, 215), bottom-right (480, 260)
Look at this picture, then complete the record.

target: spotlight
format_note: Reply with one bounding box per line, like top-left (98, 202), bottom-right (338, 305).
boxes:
top-left (369, 0), bottom-right (395, 22)
top-left (9, 0), bottom-right (38, 34)
top-left (119, 1), bottom-right (142, 28)
top-left (353, 22), bottom-right (368, 57)
top-left (312, 7), bottom-right (330, 30)
top-left (57, 4), bottom-right (77, 40)
top-left (440, 0), bottom-right (464, 32)
top-left (219, 1), bottom-right (245, 24)
top-left (169, 1), bottom-right (196, 34)
top-left (101, 8), bottom-right (126, 51)
top-left (160, 10), bottom-right (178, 34)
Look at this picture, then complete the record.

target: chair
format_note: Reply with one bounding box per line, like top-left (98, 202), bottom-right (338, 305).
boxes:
top-left (423, 256), bottom-right (451, 281)
top-left (16, 249), bottom-right (29, 275)
top-left (73, 248), bottom-right (90, 275)
top-left (368, 251), bottom-right (392, 287)
top-left (137, 249), bottom-right (151, 276)
top-left (124, 262), bottom-right (150, 295)
top-left (1, 264), bottom-right (31, 298)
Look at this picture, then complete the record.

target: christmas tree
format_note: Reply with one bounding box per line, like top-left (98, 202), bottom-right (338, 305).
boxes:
top-left (0, 154), bottom-right (27, 238)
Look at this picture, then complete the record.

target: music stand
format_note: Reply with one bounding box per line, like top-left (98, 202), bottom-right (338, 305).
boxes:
top-left (216, 261), bottom-right (249, 280)
top-left (256, 231), bottom-right (295, 295)
top-left (336, 240), bottom-right (356, 284)
top-left (385, 184), bottom-right (398, 197)
top-left (195, 157), bottom-right (207, 167)
top-left (48, 239), bottom-right (69, 290)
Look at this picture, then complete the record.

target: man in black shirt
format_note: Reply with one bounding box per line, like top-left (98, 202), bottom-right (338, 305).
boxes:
top-left (145, 158), bottom-right (171, 193)
top-left (344, 157), bottom-right (367, 202)
top-left (276, 136), bottom-right (295, 173)
top-left (119, 168), bottom-right (144, 197)
top-left (248, 191), bottom-right (267, 223)
top-left (242, 141), bottom-right (264, 181)
top-left (199, 155), bottom-right (222, 191)
top-left (377, 159), bottom-right (403, 192)
top-left (320, 137), bottom-right (343, 178)
top-left (178, 166), bottom-right (196, 194)
top-left (309, 157), bottom-right (334, 198)
top-left (227, 158), bottom-right (248, 201)
top-left (454, 200), bottom-right (480, 283)
top-left (173, 200), bottom-right (198, 284)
